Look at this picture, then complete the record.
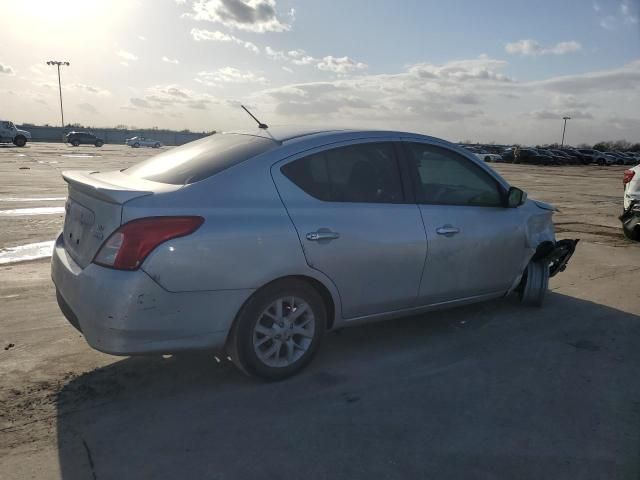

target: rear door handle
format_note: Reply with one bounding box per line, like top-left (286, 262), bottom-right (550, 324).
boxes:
top-left (436, 225), bottom-right (460, 236)
top-left (306, 231), bottom-right (340, 241)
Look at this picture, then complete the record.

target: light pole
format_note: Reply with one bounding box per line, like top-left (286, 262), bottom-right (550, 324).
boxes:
top-left (561, 116), bottom-right (571, 147)
top-left (46, 60), bottom-right (70, 135)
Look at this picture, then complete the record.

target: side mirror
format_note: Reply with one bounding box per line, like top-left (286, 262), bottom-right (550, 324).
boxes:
top-left (506, 187), bottom-right (527, 208)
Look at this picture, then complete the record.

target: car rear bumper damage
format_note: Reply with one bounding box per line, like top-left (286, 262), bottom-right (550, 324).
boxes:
top-left (620, 201), bottom-right (640, 240)
top-left (51, 233), bottom-right (253, 355)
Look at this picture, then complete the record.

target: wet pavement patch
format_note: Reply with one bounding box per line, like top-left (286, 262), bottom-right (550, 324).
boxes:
top-left (0, 240), bottom-right (55, 264)
top-left (0, 207), bottom-right (65, 216)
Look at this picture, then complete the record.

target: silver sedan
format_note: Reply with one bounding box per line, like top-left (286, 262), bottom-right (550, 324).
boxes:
top-left (51, 128), bottom-right (578, 379)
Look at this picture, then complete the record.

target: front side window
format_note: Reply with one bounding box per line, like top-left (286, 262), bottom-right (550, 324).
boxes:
top-left (281, 142), bottom-right (404, 203)
top-left (404, 143), bottom-right (503, 207)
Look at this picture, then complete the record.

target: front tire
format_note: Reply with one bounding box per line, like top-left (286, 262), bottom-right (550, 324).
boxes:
top-left (95, 140), bottom-right (104, 147)
top-left (133, 142), bottom-right (140, 148)
top-left (13, 136), bottom-right (26, 147)
top-left (71, 140), bottom-right (80, 147)
top-left (227, 280), bottom-right (326, 380)
top-left (153, 143), bottom-right (160, 148)
top-left (519, 260), bottom-right (549, 307)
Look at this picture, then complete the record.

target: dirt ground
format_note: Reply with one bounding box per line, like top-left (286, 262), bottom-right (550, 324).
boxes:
top-left (1, 142), bottom-right (639, 479)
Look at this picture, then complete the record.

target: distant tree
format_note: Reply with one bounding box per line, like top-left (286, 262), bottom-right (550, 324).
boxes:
top-left (630, 143), bottom-right (640, 152)
top-left (114, 124), bottom-right (128, 130)
top-left (613, 139), bottom-right (632, 151)
top-left (577, 143), bottom-right (591, 148)
top-left (593, 142), bottom-right (611, 152)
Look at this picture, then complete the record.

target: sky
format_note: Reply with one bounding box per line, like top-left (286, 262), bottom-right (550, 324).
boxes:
top-left (0, 0), bottom-right (639, 145)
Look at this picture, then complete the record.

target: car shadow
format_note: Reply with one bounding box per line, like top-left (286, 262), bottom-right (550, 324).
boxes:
top-left (56, 293), bottom-right (640, 480)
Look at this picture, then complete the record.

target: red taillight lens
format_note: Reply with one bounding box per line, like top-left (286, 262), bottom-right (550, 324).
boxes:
top-left (623, 170), bottom-right (635, 185)
top-left (93, 216), bottom-right (204, 270)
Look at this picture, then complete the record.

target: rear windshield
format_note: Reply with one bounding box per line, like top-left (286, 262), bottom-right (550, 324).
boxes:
top-left (125, 133), bottom-right (276, 185)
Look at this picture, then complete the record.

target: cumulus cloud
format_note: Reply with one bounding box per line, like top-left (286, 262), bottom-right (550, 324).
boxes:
top-left (190, 28), bottom-right (260, 53)
top-left (505, 39), bottom-right (582, 56)
top-left (621, 0), bottom-right (638, 24)
top-left (0, 62), bottom-right (15, 75)
top-left (117, 50), bottom-right (138, 61)
top-left (317, 56), bottom-right (367, 74)
top-left (189, 0), bottom-right (293, 33)
top-left (196, 67), bottom-right (268, 85)
top-left (266, 47), bottom-right (367, 75)
top-left (128, 85), bottom-right (218, 110)
top-left (162, 56), bottom-right (180, 64)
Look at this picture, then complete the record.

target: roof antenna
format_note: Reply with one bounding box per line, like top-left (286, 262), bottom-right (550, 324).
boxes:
top-left (241, 105), bottom-right (268, 129)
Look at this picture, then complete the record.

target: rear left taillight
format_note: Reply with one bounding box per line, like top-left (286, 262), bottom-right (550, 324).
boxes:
top-left (93, 216), bottom-right (204, 270)
top-left (623, 169), bottom-right (635, 185)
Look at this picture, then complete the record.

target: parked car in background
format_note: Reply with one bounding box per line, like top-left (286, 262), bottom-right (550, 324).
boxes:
top-left (577, 148), bottom-right (609, 165)
top-left (126, 136), bottom-right (162, 148)
top-left (501, 148), bottom-right (515, 163)
top-left (621, 165), bottom-right (640, 240)
top-left (537, 148), bottom-right (564, 165)
top-left (51, 127), bottom-right (578, 379)
top-left (550, 149), bottom-right (580, 165)
top-left (474, 151), bottom-right (503, 162)
top-left (619, 152), bottom-right (639, 165)
top-left (66, 131), bottom-right (104, 147)
top-left (0, 120), bottom-right (31, 147)
top-left (518, 148), bottom-right (553, 165)
top-left (606, 152), bottom-right (627, 165)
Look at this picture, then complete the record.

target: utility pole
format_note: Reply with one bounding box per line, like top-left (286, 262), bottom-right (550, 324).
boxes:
top-left (46, 61), bottom-right (70, 137)
top-left (561, 116), bottom-right (571, 147)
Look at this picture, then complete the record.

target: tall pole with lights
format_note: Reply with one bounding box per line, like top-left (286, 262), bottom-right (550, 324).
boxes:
top-left (46, 60), bottom-right (70, 133)
top-left (561, 116), bottom-right (571, 147)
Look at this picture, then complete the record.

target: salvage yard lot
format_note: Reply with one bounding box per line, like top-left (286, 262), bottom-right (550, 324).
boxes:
top-left (1, 142), bottom-right (639, 479)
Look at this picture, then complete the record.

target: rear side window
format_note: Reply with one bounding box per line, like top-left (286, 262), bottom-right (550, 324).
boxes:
top-left (404, 143), bottom-right (503, 207)
top-left (281, 142), bottom-right (404, 203)
top-left (125, 134), bottom-right (276, 185)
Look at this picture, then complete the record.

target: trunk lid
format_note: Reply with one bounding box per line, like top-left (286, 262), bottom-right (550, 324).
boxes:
top-left (61, 170), bottom-right (178, 268)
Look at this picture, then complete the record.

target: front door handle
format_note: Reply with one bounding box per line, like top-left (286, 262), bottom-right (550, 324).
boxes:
top-left (306, 231), bottom-right (340, 241)
top-left (436, 225), bottom-right (460, 236)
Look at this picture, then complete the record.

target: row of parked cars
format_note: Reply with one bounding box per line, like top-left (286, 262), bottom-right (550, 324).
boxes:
top-left (64, 131), bottom-right (163, 148)
top-left (463, 144), bottom-right (640, 166)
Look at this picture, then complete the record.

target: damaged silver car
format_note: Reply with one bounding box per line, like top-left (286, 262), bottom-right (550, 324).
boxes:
top-left (51, 128), bottom-right (578, 379)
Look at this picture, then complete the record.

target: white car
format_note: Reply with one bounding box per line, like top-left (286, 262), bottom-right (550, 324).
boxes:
top-left (621, 164), bottom-right (640, 240)
top-left (126, 136), bottom-right (162, 148)
top-left (475, 152), bottom-right (503, 163)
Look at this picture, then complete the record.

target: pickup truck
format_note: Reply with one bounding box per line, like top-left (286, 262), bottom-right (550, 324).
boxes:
top-left (0, 120), bottom-right (31, 147)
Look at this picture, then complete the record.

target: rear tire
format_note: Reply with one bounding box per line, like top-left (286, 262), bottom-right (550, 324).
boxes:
top-left (95, 140), bottom-right (104, 147)
top-left (623, 224), bottom-right (640, 241)
top-left (519, 260), bottom-right (549, 307)
top-left (227, 279), bottom-right (326, 380)
top-left (153, 142), bottom-right (160, 148)
top-left (13, 136), bottom-right (26, 147)
top-left (71, 140), bottom-right (80, 147)
top-left (133, 142), bottom-right (140, 148)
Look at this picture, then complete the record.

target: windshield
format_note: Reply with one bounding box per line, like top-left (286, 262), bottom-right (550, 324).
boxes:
top-left (125, 133), bottom-right (276, 185)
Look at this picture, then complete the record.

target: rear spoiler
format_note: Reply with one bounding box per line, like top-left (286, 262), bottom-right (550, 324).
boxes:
top-left (62, 170), bottom-right (154, 204)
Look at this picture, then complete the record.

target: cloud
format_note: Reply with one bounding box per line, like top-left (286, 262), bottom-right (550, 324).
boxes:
top-left (593, 1), bottom-right (601, 11)
top-left (505, 39), bottom-right (582, 56)
top-left (408, 56), bottom-right (512, 82)
top-left (117, 50), bottom-right (138, 61)
top-left (190, 28), bottom-right (260, 53)
top-left (551, 94), bottom-right (596, 109)
top-left (600, 15), bottom-right (616, 28)
top-left (266, 47), bottom-right (368, 75)
top-left (128, 85), bottom-right (218, 111)
top-left (70, 83), bottom-right (111, 96)
top-left (77, 102), bottom-right (99, 114)
top-left (621, 0), bottom-right (638, 23)
top-left (317, 56), bottom-right (368, 74)
top-left (528, 109), bottom-right (594, 120)
top-left (162, 56), bottom-right (180, 64)
top-left (530, 60), bottom-right (640, 93)
top-left (138, 35), bottom-right (147, 41)
top-left (0, 62), bottom-right (15, 75)
top-left (189, 0), bottom-right (292, 33)
top-left (196, 67), bottom-right (267, 85)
